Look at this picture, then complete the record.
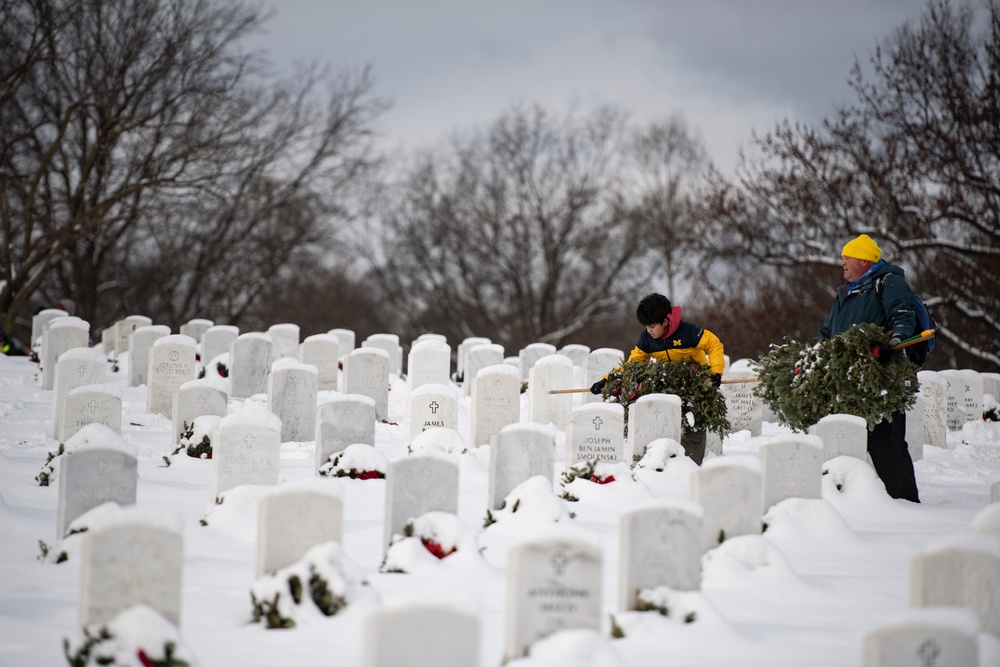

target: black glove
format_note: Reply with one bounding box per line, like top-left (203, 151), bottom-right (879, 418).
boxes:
top-left (590, 379), bottom-right (607, 395)
top-left (905, 343), bottom-right (928, 367)
top-left (711, 374), bottom-right (722, 388)
top-left (877, 337), bottom-right (902, 364)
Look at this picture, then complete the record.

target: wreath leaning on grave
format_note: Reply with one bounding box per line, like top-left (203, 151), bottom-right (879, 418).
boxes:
top-left (753, 322), bottom-right (919, 433)
top-left (600, 359), bottom-right (730, 438)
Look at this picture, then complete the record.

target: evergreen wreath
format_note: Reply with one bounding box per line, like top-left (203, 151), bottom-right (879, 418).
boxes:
top-left (753, 322), bottom-right (919, 432)
top-left (600, 359), bottom-right (730, 438)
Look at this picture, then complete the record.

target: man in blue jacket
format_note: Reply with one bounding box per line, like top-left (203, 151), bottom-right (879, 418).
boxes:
top-left (818, 234), bottom-right (920, 502)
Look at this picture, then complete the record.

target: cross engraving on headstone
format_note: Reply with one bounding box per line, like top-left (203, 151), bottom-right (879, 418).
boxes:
top-left (77, 364), bottom-right (87, 378)
top-left (494, 378), bottom-right (504, 390)
top-left (363, 358), bottom-right (373, 369)
top-left (788, 447), bottom-right (800, 467)
top-left (87, 399), bottom-right (101, 414)
top-left (196, 395), bottom-right (208, 409)
top-left (918, 638), bottom-right (941, 667)
top-left (592, 416), bottom-right (603, 430)
top-left (245, 434), bottom-right (256, 450)
top-left (549, 550), bottom-right (569, 577)
top-left (835, 430), bottom-right (846, 448)
top-left (429, 401), bottom-right (440, 414)
top-left (96, 458), bottom-right (108, 477)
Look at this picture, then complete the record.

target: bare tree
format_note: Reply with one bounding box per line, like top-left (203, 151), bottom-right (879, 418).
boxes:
top-left (360, 104), bottom-right (653, 353)
top-left (622, 115), bottom-right (707, 301)
top-left (0, 0), bottom-right (384, 338)
top-left (692, 0), bottom-right (1000, 370)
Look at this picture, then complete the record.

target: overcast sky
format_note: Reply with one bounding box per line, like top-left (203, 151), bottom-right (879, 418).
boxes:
top-left (250, 0), bottom-right (925, 172)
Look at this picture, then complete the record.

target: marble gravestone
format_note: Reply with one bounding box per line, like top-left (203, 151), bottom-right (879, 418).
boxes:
top-left (57, 424), bottom-right (137, 538)
top-left (314, 394), bottom-right (377, 472)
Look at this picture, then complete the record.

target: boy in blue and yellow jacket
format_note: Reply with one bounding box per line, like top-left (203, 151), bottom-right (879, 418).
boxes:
top-left (590, 292), bottom-right (725, 464)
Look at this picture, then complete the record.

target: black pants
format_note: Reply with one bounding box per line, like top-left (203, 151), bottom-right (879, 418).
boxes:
top-left (867, 411), bottom-right (920, 502)
top-left (680, 429), bottom-right (707, 466)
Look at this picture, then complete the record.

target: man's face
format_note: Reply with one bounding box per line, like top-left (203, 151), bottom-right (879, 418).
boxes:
top-left (645, 318), bottom-right (669, 339)
top-left (841, 256), bottom-right (872, 283)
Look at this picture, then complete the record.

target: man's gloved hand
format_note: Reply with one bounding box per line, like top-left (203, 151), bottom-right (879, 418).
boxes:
top-left (876, 337), bottom-right (902, 364)
top-left (711, 374), bottom-right (722, 388)
top-left (590, 379), bottom-right (607, 395)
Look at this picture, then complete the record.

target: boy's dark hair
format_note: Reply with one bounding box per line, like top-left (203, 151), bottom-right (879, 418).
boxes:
top-left (636, 293), bottom-right (672, 326)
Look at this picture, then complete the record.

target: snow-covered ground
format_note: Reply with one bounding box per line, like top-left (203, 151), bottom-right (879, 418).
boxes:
top-left (1, 350), bottom-right (998, 666)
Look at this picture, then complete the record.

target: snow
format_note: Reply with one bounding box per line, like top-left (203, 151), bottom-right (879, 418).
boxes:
top-left (64, 423), bottom-right (134, 457)
top-left (1, 351), bottom-right (1000, 666)
top-left (152, 333), bottom-right (197, 349)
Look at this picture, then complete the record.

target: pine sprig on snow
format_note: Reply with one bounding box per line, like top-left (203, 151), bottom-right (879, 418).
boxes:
top-left (753, 323), bottom-right (918, 432)
top-left (601, 359), bottom-right (730, 438)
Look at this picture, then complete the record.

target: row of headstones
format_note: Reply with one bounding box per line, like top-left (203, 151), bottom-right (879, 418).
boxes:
top-left (864, 488), bottom-right (1000, 666)
top-left (64, 425), bottom-right (1000, 664)
top-left (723, 363), bottom-right (999, 447)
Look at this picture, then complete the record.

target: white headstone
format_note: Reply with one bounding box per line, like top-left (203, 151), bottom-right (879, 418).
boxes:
top-left (59, 384), bottom-right (123, 443)
top-left (565, 403), bottom-right (625, 467)
top-left (172, 378), bottom-right (229, 447)
top-left (582, 348), bottom-right (625, 405)
top-left (114, 315), bottom-right (152, 358)
top-left (342, 348), bottom-right (390, 421)
top-left (758, 435), bottom-right (824, 512)
top-left (211, 408), bottom-right (281, 499)
top-left (407, 338), bottom-right (452, 392)
top-left (939, 370), bottom-right (967, 431)
top-left (519, 342), bottom-right (557, 381)
top-left (722, 370), bottom-right (763, 436)
top-left (960, 369), bottom-right (984, 425)
top-left (619, 501), bottom-right (704, 610)
top-left (464, 343), bottom-right (505, 398)
top-left (383, 455), bottom-right (459, 548)
top-left (505, 533), bottom-right (602, 660)
top-left (57, 424), bottom-right (137, 538)
top-left (229, 333), bottom-right (274, 399)
top-left (128, 324), bottom-right (170, 387)
top-left (690, 455), bottom-right (763, 552)
top-left (558, 344), bottom-right (590, 367)
top-left (527, 354), bottom-right (574, 429)
top-left (179, 318), bottom-right (214, 344)
top-left (993, 481), bottom-right (1000, 503)
top-left (488, 423), bottom-right (556, 511)
top-left (905, 393), bottom-right (925, 462)
top-left (910, 532), bottom-right (1000, 636)
top-left (100, 327), bottom-right (114, 359)
top-left (267, 361), bottom-right (318, 443)
top-left (405, 383), bottom-right (460, 449)
top-left (256, 479), bottom-right (343, 577)
top-left (982, 372), bottom-right (1000, 403)
top-left (328, 328), bottom-right (356, 360)
top-left (146, 335), bottom-right (197, 418)
top-left (457, 336), bottom-right (491, 382)
top-left (51, 347), bottom-right (107, 438)
top-left (808, 413), bottom-right (868, 462)
top-left (315, 394), bottom-right (377, 472)
top-left (626, 393), bottom-right (683, 464)
top-left (917, 371), bottom-right (948, 448)
top-left (298, 334), bottom-right (341, 391)
top-left (469, 364), bottom-right (522, 447)
top-left (31, 308), bottom-right (68, 349)
top-left (862, 606), bottom-right (979, 667)
top-left (267, 323), bottom-right (300, 360)
top-left (78, 508), bottom-right (183, 628)
top-left (42, 317), bottom-right (90, 390)
top-left (200, 325), bottom-right (239, 371)
top-left (363, 333), bottom-right (402, 376)
top-left (362, 603), bottom-right (479, 667)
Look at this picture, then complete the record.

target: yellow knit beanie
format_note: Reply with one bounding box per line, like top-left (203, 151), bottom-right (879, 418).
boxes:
top-left (841, 234), bottom-right (881, 263)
